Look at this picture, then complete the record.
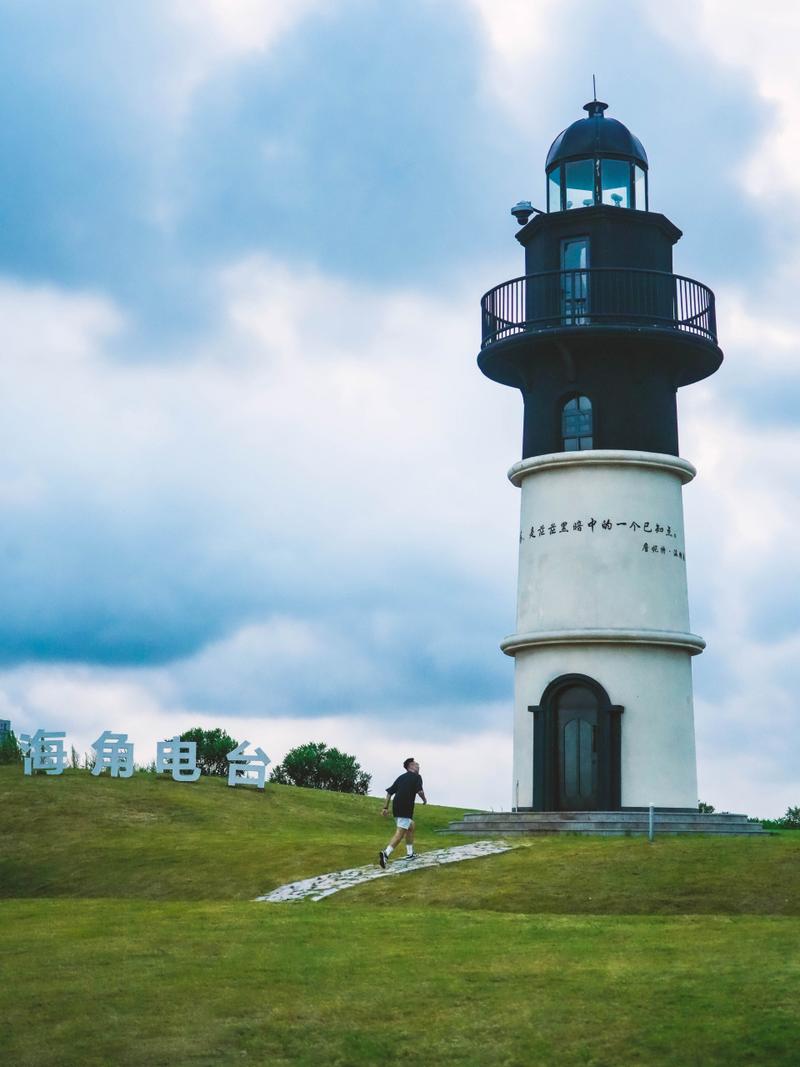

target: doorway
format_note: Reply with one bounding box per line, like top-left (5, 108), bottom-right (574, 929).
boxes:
top-left (529, 674), bottom-right (623, 812)
top-left (557, 685), bottom-right (598, 810)
top-left (561, 236), bottom-right (590, 324)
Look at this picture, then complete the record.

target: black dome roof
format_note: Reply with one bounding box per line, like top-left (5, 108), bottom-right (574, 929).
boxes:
top-left (546, 101), bottom-right (648, 171)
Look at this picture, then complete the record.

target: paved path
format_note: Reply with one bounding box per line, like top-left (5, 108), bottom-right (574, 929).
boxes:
top-left (255, 840), bottom-right (516, 903)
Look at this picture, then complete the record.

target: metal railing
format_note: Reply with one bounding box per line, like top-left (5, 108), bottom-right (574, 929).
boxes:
top-left (481, 268), bottom-right (717, 348)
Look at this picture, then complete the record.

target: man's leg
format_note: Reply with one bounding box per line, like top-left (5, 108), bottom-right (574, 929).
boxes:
top-left (379, 825), bottom-right (407, 868)
top-left (386, 827), bottom-right (406, 852)
top-left (405, 820), bottom-right (415, 858)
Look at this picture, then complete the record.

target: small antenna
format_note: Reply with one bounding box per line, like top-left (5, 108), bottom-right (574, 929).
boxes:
top-left (592, 74), bottom-right (597, 101)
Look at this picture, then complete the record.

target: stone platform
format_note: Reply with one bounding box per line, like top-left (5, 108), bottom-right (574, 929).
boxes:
top-left (444, 810), bottom-right (769, 836)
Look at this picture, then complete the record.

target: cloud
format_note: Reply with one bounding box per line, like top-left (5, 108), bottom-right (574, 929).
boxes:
top-left (174, 0), bottom-right (522, 289)
top-left (1, 658), bottom-right (511, 808)
top-left (0, 2), bottom-right (797, 817)
top-left (0, 258), bottom-right (518, 719)
top-left (645, 0), bottom-right (800, 207)
top-left (170, 0), bottom-right (327, 62)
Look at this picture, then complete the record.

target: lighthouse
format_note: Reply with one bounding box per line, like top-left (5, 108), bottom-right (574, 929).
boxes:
top-left (479, 100), bottom-right (723, 814)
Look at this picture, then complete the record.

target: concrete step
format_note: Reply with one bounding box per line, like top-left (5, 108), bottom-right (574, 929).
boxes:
top-left (445, 826), bottom-right (768, 837)
top-left (450, 818), bottom-right (763, 829)
top-left (457, 811), bottom-right (752, 824)
top-left (444, 811), bottom-right (769, 836)
top-left (446, 824), bottom-right (768, 836)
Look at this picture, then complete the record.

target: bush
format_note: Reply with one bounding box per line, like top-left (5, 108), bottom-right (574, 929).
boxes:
top-left (270, 742), bottom-right (371, 795)
top-left (698, 801), bottom-right (715, 814)
top-left (179, 727), bottom-right (240, 777)
top-left (778, 806), bottom-right (800, 829)
top-left (0, 729), bottom-right (22, 766)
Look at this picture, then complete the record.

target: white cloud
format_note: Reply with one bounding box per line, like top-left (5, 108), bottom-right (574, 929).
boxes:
top-left (463, 0), bottom-right (564, 124)
top-left (0, 257), bottom-right (518, 710)
top-left (0, 0), bottom-right (796, 826)
top-left (171, 0), bottom-right (326, 57)
top-left (0, 258), bottom-right (519, 574)
top-left (2, 658), bottom-right (511, 809)
top-left (145, 1), bottom-right (329, 127)
top-left (1, 248), bottom-right (797, 819)
top-left (645, 1), bottom-right (800, 205)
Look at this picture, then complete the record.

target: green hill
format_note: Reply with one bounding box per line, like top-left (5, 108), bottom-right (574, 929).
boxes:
top-left (1, 766), bottom-right (798, 1066)
top-left (0, 764), bottom-right (470, 901)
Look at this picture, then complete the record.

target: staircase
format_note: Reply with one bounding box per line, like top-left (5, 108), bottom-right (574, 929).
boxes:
top-left (444, 810), bottom-right (769, 836)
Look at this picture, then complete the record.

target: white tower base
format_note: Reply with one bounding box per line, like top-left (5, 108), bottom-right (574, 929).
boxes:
top-left (505, 451), bottom-right (702, 812)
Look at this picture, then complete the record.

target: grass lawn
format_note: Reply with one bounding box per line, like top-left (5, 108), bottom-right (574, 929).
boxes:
top-left (1, 766), bottom-right (799, 1066)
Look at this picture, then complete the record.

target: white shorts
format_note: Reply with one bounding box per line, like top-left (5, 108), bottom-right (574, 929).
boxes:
top-left (395, 817), bottom-right (413, 830)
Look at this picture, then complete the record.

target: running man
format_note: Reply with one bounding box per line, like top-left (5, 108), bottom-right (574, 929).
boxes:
top-left (379, 757), bottom-right (427, 868)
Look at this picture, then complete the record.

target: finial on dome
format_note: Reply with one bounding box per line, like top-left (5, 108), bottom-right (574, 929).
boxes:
top-left (583, 99), bottom-right (609, 117)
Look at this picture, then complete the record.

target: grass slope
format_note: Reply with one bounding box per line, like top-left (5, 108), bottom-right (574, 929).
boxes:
top-left (0, 766), bottom-right (469, 900)
top-left (1, 766), bottom-right (799, 1067)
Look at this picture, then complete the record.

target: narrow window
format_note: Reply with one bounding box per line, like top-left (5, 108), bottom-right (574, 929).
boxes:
top-left (562, 395), bottom-right (593, 450)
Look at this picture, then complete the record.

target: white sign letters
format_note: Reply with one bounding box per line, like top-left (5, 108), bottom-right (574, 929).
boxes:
top-left (156, 737), bottom-right (201, 782)
top-left (18, 729), bottom-right (272, 792)
top-left (91, 731), bottom-right (135, 778)
top-left (226, 740), bottom-right (271, 790)
top-left (20, 730), bottom-right (67, 776)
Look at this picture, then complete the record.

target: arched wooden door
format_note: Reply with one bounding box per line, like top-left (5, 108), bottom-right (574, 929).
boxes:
top-left (530, 675), bottom-right (622, 812)
top-left (556, 685), bottom-right (598, 810)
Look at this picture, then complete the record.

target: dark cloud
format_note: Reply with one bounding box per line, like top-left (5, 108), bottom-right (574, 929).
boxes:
top-left (0, 0), bottom-right (793, 752)
top-left (0, 1), bottom-right (776, 332)
top-left (176, 0), bottom-right (519, 287)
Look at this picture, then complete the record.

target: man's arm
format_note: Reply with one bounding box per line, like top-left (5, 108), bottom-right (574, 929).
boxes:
top-left (382, 788), bottom-right (393, 816)
top-left (417, 776), bottom-right (427, 805)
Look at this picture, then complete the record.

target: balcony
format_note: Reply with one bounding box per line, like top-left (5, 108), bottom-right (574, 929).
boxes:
top-left (480, 268), bottom-right (717, 349)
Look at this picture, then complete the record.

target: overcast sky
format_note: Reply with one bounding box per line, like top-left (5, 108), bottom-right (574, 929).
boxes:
top-left (1, 0), bottom-right (798, 816)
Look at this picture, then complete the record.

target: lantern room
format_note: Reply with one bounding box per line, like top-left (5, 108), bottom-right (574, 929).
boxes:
top-left (546, 100), bottom-right (648, 212)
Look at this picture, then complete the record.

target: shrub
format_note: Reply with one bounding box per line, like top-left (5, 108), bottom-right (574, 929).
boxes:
top-left (778, 806), bottom-right (800, 829)
top-left (0, 729), bottom-right (22, 765)
top-left (698, 801), bottom-right (715, 814)
top-left (270, 742), bottom-right (371, 795)
top-left (180, 727), bottom-right (239, 777)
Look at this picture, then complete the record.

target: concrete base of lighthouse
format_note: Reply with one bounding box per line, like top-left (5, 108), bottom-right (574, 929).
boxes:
top-left (506, 450), bottom-right (703, 813)
top-left (508, 639), bottom-right (700, 810)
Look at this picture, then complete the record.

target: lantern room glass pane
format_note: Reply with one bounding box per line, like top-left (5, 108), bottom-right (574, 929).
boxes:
top-left (548, 167), bottom-right (562, 212)
top-left (565, 159), bottom-right (595, 210)
top-left (601, 159), bottom-right (630, 208)
top-left (634, 164), bottom-right (647, 210)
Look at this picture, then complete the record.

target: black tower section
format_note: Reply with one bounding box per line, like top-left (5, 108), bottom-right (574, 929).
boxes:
top-left (478, 100), bottom-right (723, 458)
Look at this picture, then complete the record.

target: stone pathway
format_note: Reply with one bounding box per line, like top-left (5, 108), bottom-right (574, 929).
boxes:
top-left (254, 839), bottom-right (516, 903)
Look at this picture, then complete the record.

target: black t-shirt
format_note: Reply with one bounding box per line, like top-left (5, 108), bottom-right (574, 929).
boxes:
top-left (386, 771), bottom-right (424, 818)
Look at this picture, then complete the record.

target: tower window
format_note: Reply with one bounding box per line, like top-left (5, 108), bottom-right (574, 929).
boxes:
top-left (562, 395), bottom-right (593, 450)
